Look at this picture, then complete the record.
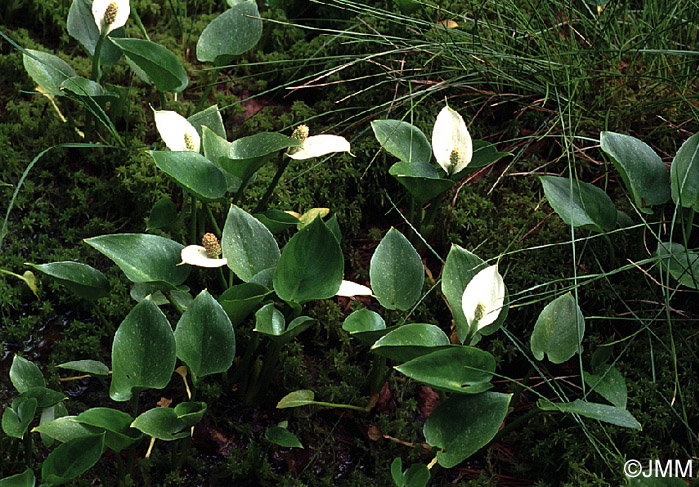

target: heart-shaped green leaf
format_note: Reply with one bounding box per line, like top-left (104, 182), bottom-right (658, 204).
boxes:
top-left (395, 347), bottom-right (495, 394)
top-left (540, 175), bottom-right (617, 232)
top-left (584, 365), bottom-right (627, 409)
top-left (149, 151), bottom-right (227, 202)
top-left (131, 408), bottom-right (188, 441)
top-left (41, 433), bottom-right (105, 484)
top-left (2, 396), bottom-right (38, 439)
top-left (670, 132), bottom-right (699, 210)
top-left (111, 38), bottom-right (188, 93)
top-left (423, 392), bottom-right (511, 468)
top-left (530, 293), bottom-right (585, 364)
top-left (265, 426), bottom-right (303, 448)
top-left (218, 282), bottom-right (271, 325)
top-left (371, 119), bottom-right (432, 164)
top-left (254, 209), bottom-right (301, 234)
top-left (222, 205), bottom-right (280, 282)
top-left (0, 468), bottom-right (36, 487)
top-left (655, 242), bottom-right (699, 288)
top-left (85, 233), bottom-right (190, 291)
top-left (600, 131), bottom-right (670, 212)
top-left (388, 162), bottom-right (454, 204)
top-left (174, 401), bottom-right (207, 427)
top-left (110, 297), bottom-right (176, 401)
top-left (370, 228), bottom-right (424, 310)
top-left (196, 1), bottom-right (263, 65)
top-left (10, 355), bottom-right (45, 393)
top-left (371, 324), bottom-right (451, 362)
top-left (74, 408), bottom-right (142, 451)
top-left (175, 290), bottom-right (236, 384)
top-left (189, 105), bottom-right (226, 140)
top-left (342, 309), bottom-right (390, 345)
top-left (58, 360), bottom-right (109, 376)
top-left (146, 197), bottom-right (178, 231)
top-left (19, 387), bottom-right (67, 408)
top-left (32, 416), bottom-right (96, 444)
top-left (23, 50), bottom-right (77, 95)
top-left (273, 217), bottom-right (344, 303)
top-left (27, 261), bottom-right (110, 301)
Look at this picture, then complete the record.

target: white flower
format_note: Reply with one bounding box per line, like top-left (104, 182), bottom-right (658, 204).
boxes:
top-left (432, 106), bottom-right (472, 175)
top-left (92, 0), bottom-right (130, 35)
top-left (153, 110), bottom-right (200, 152)
top-left (288, 129), bottom-right (351, 160)
top-left (336, 280), bottom-right (373, 297)
top-left (179, 246), bottom-right (227, 268)
top-left (461, 265), bottom-right (504, 332)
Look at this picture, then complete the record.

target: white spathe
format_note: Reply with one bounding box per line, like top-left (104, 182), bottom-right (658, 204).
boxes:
top-left (461, 265), bottom-right (505, 332)
top-left (180, 246), bottom-right (227, 268)
top-left (288, 134), bottom-right (351, 160)
top-left (153, 110), bottom-right (201, 152)
top-left (432, 106), bottom-right (473, 175)
top-left (336, 280), bottom-right (373, 297)
top-left (92, 0), bottom-right (130, 35)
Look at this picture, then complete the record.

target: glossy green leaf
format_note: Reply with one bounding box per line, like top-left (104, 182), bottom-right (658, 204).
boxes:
top-left (27, 261), bottom-right (110, 301)
top-left (175, 290), bottom-right (236, 384)
top-left (149, 151), bottom-right (227, 202)
top-left (254, 209), bottom-right (301, 234)
top-left (60, 76), bottom-right (117, 102)
top-left (32, 416), bottom-right (96, 444)
top-left (276, 390), bottom-right (315, 409)
top-left (388, 162), bottom-right (454, 204)
top-left (538, 399), bottom-right (641, 429)
top-left (370, 228), bottom-right (424, 310)
top-left (10, 355), bottom-right (44, 393)
top-left (530, 293), bottom-right (585, 364)
top-left (146, 197), bottom-right (178, 231)
top-left (540, 175), bottom-right (617, 232)
top-left (0, 468), bottom-right (36, 487)
top-left (74, 408), bottom-right (142, 451)
top-left (85, 233), bottom-right (190, 291)
top-left (273, 217), bottom-right (344, 303)
top-left (2, 396), bottom-right (37, 439)
top-left (670, 132), bottom-right (699, 210)
top-left (189, 105), bottom-right (226, 140)
top-left (109, 297), bottom-right (176, 401)
top-left (67, 0), bottom-right (122, 65)
top-left (395, 347), bottom-right (495, 394)
top-left (58, 360), bottom-right (109, 376)
top-left (441, 245), bottom-right (488, 342)
top-left (218, 282), bottom-right (271, 325)
top-left (371, 324), bottom-right (451, 362)
top-left (131, 408), bottom-right (188, 441)
top-left (655, 242), bottom-right (699, 288)
top-left (196, 1), bottom-right (263, 65)
top-left (174, 401), bottom-right (207, 427)
top-left (265, 426), bottom-right (303, 448)
top-left (222, 205), bottom-right (280, 281)
top-left (39, 403), bottom-right (68, 448)
top-left (200, 128), bottom-right (243, 193)
top-left (584, 366), bottom-right (627, 409)
top-left (600, 131), bottom-right (670, 212)
top-left (371, 120), bottom-right (432, 164)
top-left (19, 387), bottom-right (67, 409)
top-left (342, 309), bottom-right (390, 345)
top-left (111, 38), bottom-right (188, 92)
top-left (423, 392), bottom-right (511, 468)
top-left (23, 50), bottom-right (77, 95)
top-left (403, 464), bottom-right (430, 487)
top-left (41, 433), bottom-right (105, 484)
top-left (221, 133), bottom-right (301, 182)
